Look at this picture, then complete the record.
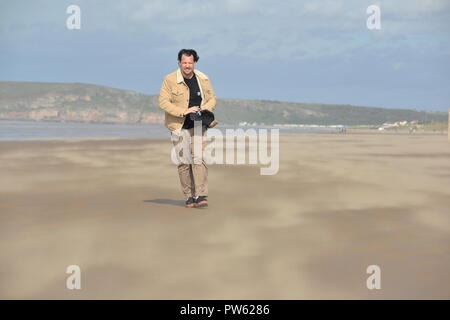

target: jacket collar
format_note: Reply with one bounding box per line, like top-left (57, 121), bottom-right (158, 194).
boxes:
top-left (176, 68), bottom-right (208, 84)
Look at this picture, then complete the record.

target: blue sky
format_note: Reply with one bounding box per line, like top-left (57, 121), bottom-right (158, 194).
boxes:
top-left (1, 0), bottom-right (449, 111)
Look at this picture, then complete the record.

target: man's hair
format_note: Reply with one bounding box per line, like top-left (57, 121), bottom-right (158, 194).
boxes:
top-left (178, 49), bottom-right (199, 62)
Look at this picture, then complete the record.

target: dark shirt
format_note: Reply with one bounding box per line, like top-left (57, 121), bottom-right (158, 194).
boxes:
top-left (182, 73), bottom-right (203, 129)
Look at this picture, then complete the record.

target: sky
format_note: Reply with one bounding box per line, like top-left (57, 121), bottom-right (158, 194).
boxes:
top-left (1, 0), bottom-right (449, 111)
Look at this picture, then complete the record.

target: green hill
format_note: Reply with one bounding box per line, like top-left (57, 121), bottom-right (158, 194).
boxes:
top-left (0, 81), bottom-right (447, 125)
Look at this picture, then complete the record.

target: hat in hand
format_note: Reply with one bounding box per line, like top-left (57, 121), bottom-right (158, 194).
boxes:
top-left (189, 109), bottom-right (218, 128)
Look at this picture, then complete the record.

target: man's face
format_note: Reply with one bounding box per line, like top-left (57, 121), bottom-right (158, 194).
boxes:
top-left (178, 54), bottom-right (195, 77)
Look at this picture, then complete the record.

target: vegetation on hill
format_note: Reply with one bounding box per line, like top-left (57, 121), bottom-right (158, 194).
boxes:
top-left (0, 81), bottom-right (447, 126)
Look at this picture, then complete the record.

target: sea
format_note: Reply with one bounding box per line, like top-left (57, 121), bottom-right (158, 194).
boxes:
top-left (0, 120), bottom-right (339, 141)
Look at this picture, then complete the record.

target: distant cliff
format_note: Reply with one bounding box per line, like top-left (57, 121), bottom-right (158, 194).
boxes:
top-left (0, 81), bottom-right (447, 125)
top-left (0, 81), bottom-right (163, 124)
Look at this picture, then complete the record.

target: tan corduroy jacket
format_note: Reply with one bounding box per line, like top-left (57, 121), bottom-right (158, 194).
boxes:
top-left (158, 68), bottom-right (217, 131)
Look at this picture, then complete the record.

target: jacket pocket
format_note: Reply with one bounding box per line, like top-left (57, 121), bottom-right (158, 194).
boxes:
top-left (171, 88), bottom-right (183, 103)
top-left (171, 88), bottom-right (181, 95)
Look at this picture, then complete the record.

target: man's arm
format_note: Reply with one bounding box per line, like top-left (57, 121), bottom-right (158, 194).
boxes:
top-left (200, 80), bottom-right (217, 112)
top-left (158, 77), bottom-right (186, 117)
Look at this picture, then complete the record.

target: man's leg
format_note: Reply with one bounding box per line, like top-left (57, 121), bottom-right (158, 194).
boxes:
top-left (171, 129), bottom-right (195, 199)
top-left (178, 164), bottom-right (195, 198)
top-left (189, 126), bottom-right (208, 199)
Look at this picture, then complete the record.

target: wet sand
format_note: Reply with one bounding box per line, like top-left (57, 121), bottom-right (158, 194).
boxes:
top-left (1, 132), bottom-right (450, 299)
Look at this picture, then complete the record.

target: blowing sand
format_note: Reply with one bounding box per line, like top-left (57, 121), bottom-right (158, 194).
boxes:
top-left (1, 132), bottom-right (450, 299)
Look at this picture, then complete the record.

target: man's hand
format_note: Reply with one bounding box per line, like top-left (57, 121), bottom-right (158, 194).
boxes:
top-left (183, 106), bottom-right (201, 116)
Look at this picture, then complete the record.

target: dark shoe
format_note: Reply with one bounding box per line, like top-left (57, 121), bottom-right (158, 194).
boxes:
top-left (185, 197), bottom-right (196, 208)
top-left (195, 196), bottom-right (208, 207)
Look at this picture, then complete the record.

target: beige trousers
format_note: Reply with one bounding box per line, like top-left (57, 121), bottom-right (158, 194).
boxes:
top-left (171, 126), bottom-right (208, 198)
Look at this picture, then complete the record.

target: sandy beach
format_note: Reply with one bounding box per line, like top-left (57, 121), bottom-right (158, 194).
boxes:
top-left (1, 131), bottom-right (450, 299)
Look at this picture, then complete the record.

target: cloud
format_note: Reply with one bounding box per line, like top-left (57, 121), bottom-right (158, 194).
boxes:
top-left (1, 0), bottom-right (449, 110)
top-left (112, 0), bottom-right (450, 59)
top-left (1, 0), bottom-right (449, 60)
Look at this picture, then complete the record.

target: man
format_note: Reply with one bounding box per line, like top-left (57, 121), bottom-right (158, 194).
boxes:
top-left (159, 49), bottom-right (217, 208)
